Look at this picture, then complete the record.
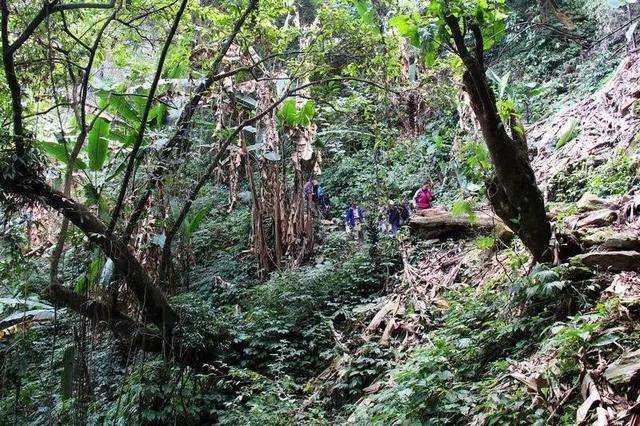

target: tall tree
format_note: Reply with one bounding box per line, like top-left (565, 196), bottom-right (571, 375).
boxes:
top-left (391, 0), bottom-right (552, 261)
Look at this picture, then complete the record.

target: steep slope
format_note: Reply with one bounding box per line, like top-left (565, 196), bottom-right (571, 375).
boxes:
top-left (529, 54), bottom-right (640, 190)
top-left (337, 55), bottom-right (640, 425)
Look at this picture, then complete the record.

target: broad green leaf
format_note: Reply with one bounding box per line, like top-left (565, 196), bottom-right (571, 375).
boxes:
top-left (297, 100), bottom-right (316, 126)
top-left (389, 15), bottom-right (420, 47)
top-left (105, 130), bottom-right (134, 146)
top-left (87, 118), bottom-right (110, 170)
top-left (277, 99), bottom-right (298, 126)
top-left (185, 206), bottom-right (210, 237)
top-left (34, 141), bottom-right (87, 170)
top-left (109, 94), bottom-right (140, 124)
top-left (148, 104), bottom-right (168, 127)
top-left (555, 118), bottom-right (580, 149)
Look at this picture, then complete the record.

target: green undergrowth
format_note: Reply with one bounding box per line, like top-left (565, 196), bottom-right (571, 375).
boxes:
top-left (346, 262), bottom-right (620, 425)
top-left (548, 149), bottom-right (639, 202)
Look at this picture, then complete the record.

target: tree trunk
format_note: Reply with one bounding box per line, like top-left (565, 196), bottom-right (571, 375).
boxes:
top-left (445, 16), bottom-right (552, 261)
top-left (2, 174), bottom-right (178, 334)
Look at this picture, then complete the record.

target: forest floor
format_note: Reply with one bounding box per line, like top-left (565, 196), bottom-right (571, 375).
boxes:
top-left (335, 54), bottom-right (640, 424)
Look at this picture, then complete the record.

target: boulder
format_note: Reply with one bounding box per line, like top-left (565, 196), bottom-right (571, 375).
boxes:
top-left (410, 208), bottom-right (513, 241)
top-left (571, 251), bottom-right (640, 272)
top-left (576, 193), bottom-right (619, 212)
top-left (582, 229), bottom-right (640, 251)
top-left (604, 349), bottom-right (640, 386)
top-left (573, 209), bottom-right (618, 229)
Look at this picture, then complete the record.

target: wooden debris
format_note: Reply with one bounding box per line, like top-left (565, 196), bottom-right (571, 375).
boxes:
top-left (572, 251), bottom-right (640, 272)
top-left (528, 55), bottom-right (640, 189)
top-left (409, 208), bottom-right (513, 240)
top-left (577, 374), bottom-right (601, 424)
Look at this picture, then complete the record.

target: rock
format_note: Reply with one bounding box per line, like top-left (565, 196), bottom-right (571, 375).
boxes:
top-left (582, 229), bottom-right (640, 251)
top-left (573, 209), bottom-right (618, 228)
top-left (556, 265), bottom-right (594, 281)
top-left (604, 349), bottom-right (640, 386)
top-left (571, 251), bottom-right (640, 272)
top-left (576, 193), bottom-right (619, 212)
top-left (409, 208), bottom-right (513, 241)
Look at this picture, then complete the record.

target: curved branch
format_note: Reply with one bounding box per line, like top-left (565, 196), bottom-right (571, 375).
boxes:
top-left (1, 174), bottom-right (179, 333)
top-left (9, 0), bottom-right (116, 54)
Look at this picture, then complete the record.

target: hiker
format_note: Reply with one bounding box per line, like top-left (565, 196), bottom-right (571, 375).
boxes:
top-left (388, 200), bottom-right (402, 234)
top-left (399, 199), bottom-right (410, 226)
top-left (345, 201), bottom-right (364, 239)
top-left (319, 192), bottom-right (332, 220)
top-left (413, 183), bottom-right (434, 210)
top-left (303, 179), bottom-right (315, 203)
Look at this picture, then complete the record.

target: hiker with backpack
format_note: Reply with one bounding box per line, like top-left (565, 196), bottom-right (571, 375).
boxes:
top-left (345, 201), bottom-right (364, 239)
top-left (413, 183), bottom-right (434, 210)
top-left (388, 199), bottom-right (411, 234)
top-left (388, 200), bottom-right (402, 234)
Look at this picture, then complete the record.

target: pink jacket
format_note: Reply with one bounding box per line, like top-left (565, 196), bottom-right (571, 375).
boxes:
top-left (414, 189), bottom-right (433, 209)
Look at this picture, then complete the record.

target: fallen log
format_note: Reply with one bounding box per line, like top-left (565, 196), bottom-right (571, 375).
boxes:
top-left (409, 208), bottom-right (513, 240)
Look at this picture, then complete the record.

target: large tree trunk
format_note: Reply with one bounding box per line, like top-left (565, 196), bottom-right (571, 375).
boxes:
top-left (461, 69), bottom-right (551, 261)
top-left (445, 16), bottom-right (552, 261)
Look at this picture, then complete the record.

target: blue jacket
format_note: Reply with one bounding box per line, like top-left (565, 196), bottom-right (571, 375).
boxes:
top-left (346, 207), bottom-right (363, 227)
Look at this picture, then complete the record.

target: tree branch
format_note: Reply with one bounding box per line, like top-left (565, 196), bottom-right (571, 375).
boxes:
top-left (44, 284), bottom-right (165, 354)
top-left (107, 0), bottom-right (189, 236)
top-left (9, 1), bottom-right (116, 54)
top-left (1, 0), bottom-right (25, 153)
top-left (1, 174), bottom-right (179, 334)
top-left (121, 0), bottom-right (259, 243)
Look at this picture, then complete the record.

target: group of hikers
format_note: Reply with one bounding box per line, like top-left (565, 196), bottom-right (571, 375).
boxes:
top-left (305, 179), bottom-right (435, 238)
top-left (304, 180), bottom-right (333, 220)
top-left (385, 182), bottom-right (435, 234)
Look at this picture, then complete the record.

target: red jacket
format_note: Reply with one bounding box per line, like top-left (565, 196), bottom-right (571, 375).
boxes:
top-left (414, 189), bottom-right (433, 209)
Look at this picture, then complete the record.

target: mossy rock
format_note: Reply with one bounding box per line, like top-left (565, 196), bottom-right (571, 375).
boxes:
top-left (582, 229), bottom-right (640, 251)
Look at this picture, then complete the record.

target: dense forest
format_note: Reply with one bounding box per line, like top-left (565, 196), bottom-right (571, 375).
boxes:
top-left (1, 0), bottom-right (639, 424)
